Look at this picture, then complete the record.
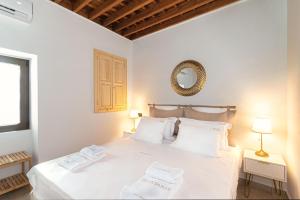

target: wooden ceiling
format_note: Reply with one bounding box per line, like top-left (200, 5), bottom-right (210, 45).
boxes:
top-left (52, 0), bottom-right (238, 40)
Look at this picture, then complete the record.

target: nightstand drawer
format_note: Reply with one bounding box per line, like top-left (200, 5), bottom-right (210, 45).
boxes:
top-left (245, 158), bottom-right (285, 181)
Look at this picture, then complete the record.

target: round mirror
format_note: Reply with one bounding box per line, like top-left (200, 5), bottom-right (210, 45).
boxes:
top-left (176, 67), bottom-right (197, 89)
top-left (171, 60), bottom-right (206, 96)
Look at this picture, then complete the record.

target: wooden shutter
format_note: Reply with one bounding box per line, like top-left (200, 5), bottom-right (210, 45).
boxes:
top-left (94, 49), bottom-right (127, 112)
top-left (113, 57), bottom-right (127, 111)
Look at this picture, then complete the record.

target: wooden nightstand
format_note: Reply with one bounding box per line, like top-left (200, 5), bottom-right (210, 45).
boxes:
top-left (243, 149), bottom-right (287, 198)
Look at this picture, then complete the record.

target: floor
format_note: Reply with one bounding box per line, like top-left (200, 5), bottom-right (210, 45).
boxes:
top-left (0, 186), bottom-right (31, 200)
top-left (237, 179), bottom-right (288, 199)
top-left (0, 179), bottom-right (288, 200)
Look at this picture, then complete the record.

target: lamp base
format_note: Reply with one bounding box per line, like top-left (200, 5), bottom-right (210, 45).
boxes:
top-left (131, 128), bottom-right (136, 133)
top-left (255, 149), bottom-right (269, 157)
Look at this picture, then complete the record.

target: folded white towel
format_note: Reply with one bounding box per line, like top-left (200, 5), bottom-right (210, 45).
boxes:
top-left (120, 176), bottom-right (183, 199)
top-left (80, 145), bottom-right (106, 161)
top-left (57, 153), bottom-right (91, 172)
top-left (145, 162), bottom-right (184, 184)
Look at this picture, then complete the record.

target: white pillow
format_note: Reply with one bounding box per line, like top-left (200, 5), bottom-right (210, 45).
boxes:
top-left (142, 117), bottom-right (177, 140)
top-left (172, 124), bottom-right (222, 157)
top-left (179, 118), bottom-right (231, 150)
top-left (134, 117), bottom-right (166, 144)
top-left (179, 117), bottom-right (232, 129)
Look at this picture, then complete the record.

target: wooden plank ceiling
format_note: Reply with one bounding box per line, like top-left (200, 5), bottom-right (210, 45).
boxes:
top-left (52, 0), bottom-right (238, 40)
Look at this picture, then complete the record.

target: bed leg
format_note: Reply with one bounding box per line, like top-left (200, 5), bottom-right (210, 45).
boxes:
top-left (244, 173), bottom-right (252, 198)
top-left (273, 180), bottom-right (283, 198)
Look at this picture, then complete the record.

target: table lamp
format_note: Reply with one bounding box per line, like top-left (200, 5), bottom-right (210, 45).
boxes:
top-left (129, 110), bottom-right (140, 132)
top-left (252, 117), bottom-right (272, 157)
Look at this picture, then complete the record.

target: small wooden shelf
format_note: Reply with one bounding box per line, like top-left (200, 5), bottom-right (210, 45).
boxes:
top-left (0, 151), bottom-right (32, 196)
top-left (0, 173), bottom-right (29, 195)
top-left (0, 151), bottom-right (31, 169)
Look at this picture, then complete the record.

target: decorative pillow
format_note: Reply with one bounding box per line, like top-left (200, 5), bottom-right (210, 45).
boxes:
top-left (179, 118), bottom-right (230, 150)
top-left (183, 107), bottom-right (234, 123)
top-left (167, 117), bottom-right (178, 139)
top-left (149, 107), bottom-right (184, 118)
top-left (173, 119), bottom-right (181, 136)
top-left (172, 124), bottom-right (222, 157)
top-left (134, 117), bottom-right (166, 144)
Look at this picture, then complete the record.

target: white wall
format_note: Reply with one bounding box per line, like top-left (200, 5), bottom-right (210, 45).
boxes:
top-left (0, 0), bottom-right (133, 163)
top-left (0, 130), bottom-right (33, 179)
top-left (287, 0), bottom-right (300, 198)
top-left (132, 0), bottom-right (287, 156)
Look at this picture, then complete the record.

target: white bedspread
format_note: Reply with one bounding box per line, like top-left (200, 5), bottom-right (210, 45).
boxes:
top-left (27, 137), bottom-right (241, 199)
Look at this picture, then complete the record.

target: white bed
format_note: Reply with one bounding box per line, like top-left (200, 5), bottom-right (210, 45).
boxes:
top-left (28, 136), bottom-right (241, 199)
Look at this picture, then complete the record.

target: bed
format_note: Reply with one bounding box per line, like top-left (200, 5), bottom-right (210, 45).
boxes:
top-left (28, 137), bottom-right (241, 199)
top-left (28, 104), bottom-right (241, 199)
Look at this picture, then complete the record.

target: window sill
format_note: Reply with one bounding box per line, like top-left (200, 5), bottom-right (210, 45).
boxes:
top-left (0, 129), bottom-right (31, 135)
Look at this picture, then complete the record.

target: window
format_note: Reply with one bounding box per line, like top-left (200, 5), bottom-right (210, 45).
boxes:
top-left (0, 55), bottom-right (29, 132)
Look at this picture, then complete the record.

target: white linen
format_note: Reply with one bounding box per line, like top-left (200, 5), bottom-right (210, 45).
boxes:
top-left (179, 117), bottom-right (232, 130)
top-left (145, 162), bottom-right (184, 184)
top-left (172, 124), bottom-right (222, 157)
top-left (80, 145), bottom-right (106, 161)
top-left (57, 153), bottom-right (92, 172)
top-left (163, 117), bottom-right (177, 140)
top-left (179, 118), bottom-right (232, 149)
top-left (134, 117), bottom-right (166, 144)
top-left (142, 117), bottom-right (177, 140)
top-left (27, 137), bottom-right (241, 199)
top-left (120, 175), bottom-right (183, 199)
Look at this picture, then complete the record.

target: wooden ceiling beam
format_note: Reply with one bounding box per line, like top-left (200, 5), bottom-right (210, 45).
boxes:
top-left (122, 0), bottom-right (215, 37)
top-left (73, 0), bottom-right (92, 13)
top-left (129, 0), bottom-right (238, 40)
top-left (113, 0), bottom-right (185, 32)
top-left (89, 0), bottom-right (123, 20)
top-left (102, 0), bottom-right (153, 27)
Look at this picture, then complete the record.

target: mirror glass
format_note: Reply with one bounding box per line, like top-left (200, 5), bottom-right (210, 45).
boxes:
top-left (176, 67), bottom-right (197, 89)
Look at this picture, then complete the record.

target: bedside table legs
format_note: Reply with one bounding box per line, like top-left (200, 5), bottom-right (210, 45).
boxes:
top-left (244, 173), bottom-right (253, 198)
top-left (273, 180), bottom-right (283, 196)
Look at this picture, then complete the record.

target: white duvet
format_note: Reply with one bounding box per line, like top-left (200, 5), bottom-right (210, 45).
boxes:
top-left (27, 137), bottom-right (241, 199)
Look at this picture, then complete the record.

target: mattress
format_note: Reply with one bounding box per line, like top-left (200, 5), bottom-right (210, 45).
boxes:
top-left (27, 137), bottom-right (242, 199)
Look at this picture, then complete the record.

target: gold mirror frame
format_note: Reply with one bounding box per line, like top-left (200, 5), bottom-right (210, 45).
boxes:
top-left (171, 60), bottom-right (206, 96)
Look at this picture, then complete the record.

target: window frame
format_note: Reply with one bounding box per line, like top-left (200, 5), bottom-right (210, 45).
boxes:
top-left (0, 55), bottom-right (30, 133)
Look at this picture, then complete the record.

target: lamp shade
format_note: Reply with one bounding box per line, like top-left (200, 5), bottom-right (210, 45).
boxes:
top-left (129, 110), bottom-right (139, 119)
top-left (252, 117), bottom-right (272, 134)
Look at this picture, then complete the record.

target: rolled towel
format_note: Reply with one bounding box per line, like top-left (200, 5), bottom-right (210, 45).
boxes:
top-left (57, 153), bottom-right (91, 172)
top-left (120, 175), bottom-right (183, 199)
top-left (80, 145), bottom-right (106, 161)
top-left (145, 162), bottom-right (184, 184)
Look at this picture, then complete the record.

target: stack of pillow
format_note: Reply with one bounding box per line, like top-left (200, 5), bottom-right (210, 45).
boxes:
top-left (133, 116), bottom-right (232, 158)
